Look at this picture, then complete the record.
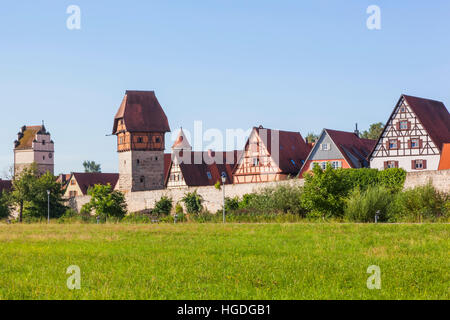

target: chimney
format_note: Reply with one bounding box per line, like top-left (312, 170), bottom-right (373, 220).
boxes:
top-left (354, 123), bottom-right (360, 138)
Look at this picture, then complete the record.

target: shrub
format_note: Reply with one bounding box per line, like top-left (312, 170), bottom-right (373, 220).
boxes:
top-left (57, 209), bottom-right (82, 223)
top-left (182, 191), bottom-right (203, 214)
top-left (302, 164), bottom-right (350, 218)
top-left (235, 185), bottom-right (305, 215)
top-left (378, 168), bottom-right (407, 192)
top-left (153, 196), bottom-right (173, 216)
top-left (340, 168), bottom-right (379, 191)
top-left (388, 183), bottom-right (449, 222)
top-left (81, 184), bottom-right (127, 219)
top-left (344, 186), bottom-right (394, 222)
top-left (224, 197), bottom-right (240, 212)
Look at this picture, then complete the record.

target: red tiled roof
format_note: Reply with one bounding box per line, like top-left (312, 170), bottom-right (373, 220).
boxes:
top-left (403, 95), bottom-right (450, 151)
top-left (113, 91), bottom-right (171, 134)
top-left (71, 173), bottom-right (119, 195)
top-left (168, 151), bottom-right (238, 187)
top-left (0, 179), bottom-right (12, 194)
top-left (239, 127), bottom-right (311, 175)
top-left (325, 129), bottom-right (377, 168)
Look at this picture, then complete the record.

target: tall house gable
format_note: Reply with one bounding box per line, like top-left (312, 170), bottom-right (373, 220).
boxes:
top-left (370, 95), bottom-right (450, 171)
top-left (233, 126), bottom-right (310, 184)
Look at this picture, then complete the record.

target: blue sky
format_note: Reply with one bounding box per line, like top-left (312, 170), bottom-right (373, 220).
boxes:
top-left (1, 0), bottom-right (449, 175)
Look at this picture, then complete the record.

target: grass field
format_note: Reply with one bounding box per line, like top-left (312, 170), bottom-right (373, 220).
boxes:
top-left (0, 223), bottom-right (448, 300)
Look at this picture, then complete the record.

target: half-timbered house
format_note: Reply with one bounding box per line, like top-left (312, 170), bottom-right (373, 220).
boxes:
top-left (233, 126), bottom-right (310, 184)
top-left (165, 128), bottom-right (237, 188)
top-left (369, 95), bottom-right (450, 172)
top-left (298, 129), bottom-right (376, 177)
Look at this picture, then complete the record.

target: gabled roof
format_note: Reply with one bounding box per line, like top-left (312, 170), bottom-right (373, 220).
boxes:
top-left (112, 90), bottom-right (171, 134)
top-left (71, 173), bottom-right (119, 195)
top-left (167, 151), bottom-right (238, 187)
top-left (402, 95), bottom-right (450, 151)
top-left (369, 95), bottom-right (450, 159)
top-left (14, 125), bottom-right (45, 150)
top-left (237, 127), bottom-right (311, 175)
top-left (0, 179), bottom-right (12, 194)
top-left (325, 129), bottom-right (377, 168)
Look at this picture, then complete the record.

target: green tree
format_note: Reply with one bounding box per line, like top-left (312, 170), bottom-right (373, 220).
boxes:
top-left (305, 132), bottom-right (319, 144)
top-left (0, 191), bottom-right (12, 219)
top-left (83, 161), bottom-right (102, 173)
top-left (81, 184), bottom-right (127, 220)
top-left (25, 172), bottom-right (67, 219)
top-left (301, 163), bottom-right (351, 218)
top-left (361, 122), bottom-right (384, 140)
top-left (11, 165), bottom-right (38, 222)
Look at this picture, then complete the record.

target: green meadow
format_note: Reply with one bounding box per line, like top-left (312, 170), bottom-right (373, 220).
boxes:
top-left (0, 223), bottom-right (448, 300)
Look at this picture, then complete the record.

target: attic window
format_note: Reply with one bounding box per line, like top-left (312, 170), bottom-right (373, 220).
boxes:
top-left (399, 121), bottom-right (408, 130)
top-left (320, 143), bottom-right (330, 151)
top-left (137, 137), bottom-right (143, 143)
top-left (206, 172), bottom-right (212, 180)
top-left (252, 158), bottom-right (260, 166)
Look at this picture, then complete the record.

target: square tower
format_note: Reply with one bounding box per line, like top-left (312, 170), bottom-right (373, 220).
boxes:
top-left (14, 124), bottom-right (55, 177)
top-left (113, 91), bottom-right (171, 192)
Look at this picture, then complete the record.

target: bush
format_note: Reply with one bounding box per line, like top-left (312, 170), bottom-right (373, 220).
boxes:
top-left (378, 168), bottom-right (407, 192)
top-left (153, 196), bottom-right (173, 216)
top-left (182, 191), bottom-right (203, 214)
top-left (175, 202), bottom-right (184, 215)
top-left (234, 185), bottom-right (305, 216)
top-left (57, 209), bottom-right (82, 223)
top-left (344, 186), bottom-right (394, 222)
top-left (302, 164), bottom-right (350, 218)
top-left (224, 197), bottom-right (240, 212)
top-left (388, 183), bottom-right (449, 222)
top-left (81, 184), bottom-right (127, 219)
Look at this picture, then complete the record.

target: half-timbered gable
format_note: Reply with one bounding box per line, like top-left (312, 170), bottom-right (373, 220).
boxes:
top-left (298, 129), bottom-right (376, 177)
top-left (370, 95), bottom-right (450, 172)
top-left (166, 129), bottom-right (237, 188)
top-left (233, 126), bottom-right (310, 184)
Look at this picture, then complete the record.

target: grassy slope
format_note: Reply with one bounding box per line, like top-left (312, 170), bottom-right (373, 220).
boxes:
top-left (0, 223), bottom-right (448, 300)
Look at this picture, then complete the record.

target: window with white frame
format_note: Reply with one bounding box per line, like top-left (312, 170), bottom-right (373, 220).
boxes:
top-left (321, 162), bottom-right (327, 170)
top-left (331, 161), bottom-right (342, 169)
top-left (411, 138), bottom-right (419, 148)
top-left (387, 161), bottom-right (396, 168)
top-left (389, 139), bottom-right (398, 149)
top-left (320, 143), bottom-right (330, 151)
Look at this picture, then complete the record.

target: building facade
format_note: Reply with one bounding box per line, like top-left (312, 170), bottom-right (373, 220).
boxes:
top-left (370, 95), bottom-right (450, 172)
top-left (298, 128), bottom-right (376, 177)
top-left (14, 124), bottom-right (54, 177)
top-left (113, 91), bottom-right (171, 192)
top-left (64, 172), bottom-right (119, 198)
top-left (233, 126), bottom-right (310, 184)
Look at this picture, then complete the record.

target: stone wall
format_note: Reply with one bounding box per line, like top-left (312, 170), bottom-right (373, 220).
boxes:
top-left (69, 169), bottom-right (450, 214)
top-left (70, 179), bottom-right (305, 213)
top-left (403, 169), bottom-right (450, 193)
